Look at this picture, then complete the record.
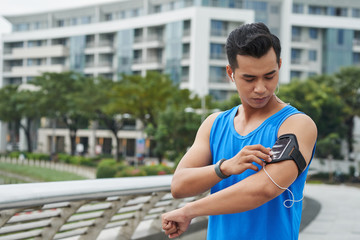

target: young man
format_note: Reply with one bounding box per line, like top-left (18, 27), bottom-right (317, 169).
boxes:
top-left (162, 22), bottom-right (317, 240)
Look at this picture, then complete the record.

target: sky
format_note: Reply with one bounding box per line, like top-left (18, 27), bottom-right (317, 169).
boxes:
top-left (0, 0), bottom-right (122, 43)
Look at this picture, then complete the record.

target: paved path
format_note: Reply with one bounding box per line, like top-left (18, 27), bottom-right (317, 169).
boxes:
top-left (299, 184), bottom-right (360, 240)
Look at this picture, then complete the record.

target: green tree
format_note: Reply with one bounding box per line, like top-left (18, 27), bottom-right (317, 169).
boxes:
top-left (0, 84), bottom-right (44, 152)
top-left (151, 108), bottom-right (201, 162)
top-left (318, 67), bottom-right (360, 153)
top-left (111, 72), bottom-right (176, 128)
top-left (92, 77), bottom-right (127, 162)
top-left (278, 77), bottom-right (347, 158)
top-left (33, 72), bottom-right (93, 155)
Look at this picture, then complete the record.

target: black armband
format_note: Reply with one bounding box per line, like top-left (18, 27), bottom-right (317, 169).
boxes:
top-left (267, 134), bottom-right (306, 176)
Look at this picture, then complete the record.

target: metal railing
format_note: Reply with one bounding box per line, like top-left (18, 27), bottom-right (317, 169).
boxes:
top-left (0, 176), bottom-right (208, 240)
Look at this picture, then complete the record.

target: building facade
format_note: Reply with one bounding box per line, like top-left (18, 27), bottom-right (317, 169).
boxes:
top-left (1, 0), bottom-right (360, 159)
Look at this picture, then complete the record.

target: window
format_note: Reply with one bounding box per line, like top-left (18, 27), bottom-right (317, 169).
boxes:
top-left (81, 16), bottom-right (91, 24)
top-left (309, 28), bottom-right (318, 39)
top-left (354, 31), bottom-right (360, 46)
top-left (291, 49), bottom-right (301, 64)
top-left (309, 50), bottom-right (317, 61)
top-left (293, 3), bottom-right (304, 14)
top-left (15, 23), bottom-right (29, 31)
top-left (338, 29), bottom-right (344, 45)
top-left (210, 20), bottom-right (227, 37)
top-left (210, 43), bottom-right (225, 59)
top-left (71, 18), bottom-right (77, 25)
top-left (153, 5), bottom-right (161, 13)
top-left (353, 53), bottom-right (360, 64)
top-left (34, 21), bottom-right (41, 30)
top-left (210, 0), bottom-right (220, 7)
top-left (270, 5), bottom-right (279, 14)
top-left (246, 1), bottom-right (267, 11)
top-left (352, 8), bottom-right (360, 18)
top-left (308, 72), bottom-right (317, 77)
top-left (132, 8), bottom-right (140, 17)
top-left (309, 6), bottom-right (323, 15)
top-left (105, 13), bottom-right (113, 21)
top-left (209, 66), bottom-right (227, 83)
top-left (57, 20), bottom-right (65, 27)
top-left (292, 26), bottom-right (301, 42)
top-left (328, 7), bottom-right (348, 17)
top-left (290, 71), bottom-right (302, 80)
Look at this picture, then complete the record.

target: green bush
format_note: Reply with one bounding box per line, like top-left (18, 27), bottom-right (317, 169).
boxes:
top-left (26, 153), bottom-right (50, 160)
top-left (57, 153), bottom-right (72, 163)
top-left (96, 159), bottom-right (118, 178)
top-left (141, 164), bottom-right (174, 176)
top-left (8, 151), bottom-right (21, 159)
top-left (115, 167), bottom-right (146, 177)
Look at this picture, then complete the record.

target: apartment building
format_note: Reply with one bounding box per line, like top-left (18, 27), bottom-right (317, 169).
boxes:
top-left (1, 0), bottom-right (360, 159)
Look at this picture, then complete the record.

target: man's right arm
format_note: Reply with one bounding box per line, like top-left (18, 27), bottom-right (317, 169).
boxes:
top-left (171, 112), bottom-right (222, 198)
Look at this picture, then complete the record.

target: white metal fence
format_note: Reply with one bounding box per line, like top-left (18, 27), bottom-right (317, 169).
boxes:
top-left (0, 176), bottom-right (208, 240)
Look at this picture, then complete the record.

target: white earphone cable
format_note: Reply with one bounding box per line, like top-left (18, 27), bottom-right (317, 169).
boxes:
top-left (263, 165), bottom-right (304, 208)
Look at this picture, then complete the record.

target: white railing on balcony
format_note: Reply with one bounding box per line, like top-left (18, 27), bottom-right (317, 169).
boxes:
top-left (0, 176), bottom-right (208, 240)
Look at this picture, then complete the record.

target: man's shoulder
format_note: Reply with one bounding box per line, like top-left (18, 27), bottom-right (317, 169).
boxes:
top-left (279, 113), bottom-right (317, 138)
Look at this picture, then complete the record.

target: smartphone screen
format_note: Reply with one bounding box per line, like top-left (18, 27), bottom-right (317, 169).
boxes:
top-left (271, 138), bottom-right (292, 160)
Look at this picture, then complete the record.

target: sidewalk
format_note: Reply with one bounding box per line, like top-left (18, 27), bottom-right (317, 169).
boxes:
top-left (299, 184), bottom-right (360, 240)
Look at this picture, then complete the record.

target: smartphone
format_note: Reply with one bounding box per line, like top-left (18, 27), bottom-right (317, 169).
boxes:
top-left (271, 138), bottom-right (292, 160)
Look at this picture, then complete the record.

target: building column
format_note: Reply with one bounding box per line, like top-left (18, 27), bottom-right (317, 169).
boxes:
top-left (280, 0), bottom-right (292, 84)
top-left (19, 118), bottom-right (27, 151)
top-left (0, 122), bottom-right (8, 152)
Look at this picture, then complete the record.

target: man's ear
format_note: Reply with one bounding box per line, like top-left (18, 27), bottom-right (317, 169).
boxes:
top-left (278, 58), bottom-right (282, 69)
top-left (226, 65), bottom-right (234, 82)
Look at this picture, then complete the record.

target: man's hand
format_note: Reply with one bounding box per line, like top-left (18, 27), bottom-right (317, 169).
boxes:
top-left (162, 207), bottom-right (192, 238)
top-left (221, 144), bottom-right (272, 176)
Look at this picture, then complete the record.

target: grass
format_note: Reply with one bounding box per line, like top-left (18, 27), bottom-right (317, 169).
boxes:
top-left (0, 162), bottom-right (86, 182)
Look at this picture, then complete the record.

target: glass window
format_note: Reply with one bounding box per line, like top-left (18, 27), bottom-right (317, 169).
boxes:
top-left (71, 18), bottom-right (78, 25)
top-left (354, 31), bottom-right (360, 46)
top-left (353, 53), bottom-right (360, 64)
top-left (292, 26), bottom-right (301, 42)
top-left (290, 71), bottom-right (302, 80)
top-left (210, 20), bottom-right (227, 37)
top-left (309, 28), bottom-right (318, 39)
top-left (210, 43), bottom-right (225, 59)
top-left (153, 5), bottom-right (161, 13)
top-left (291, 49), bottom-right (301, 64)
top-left (132, 8), bottom-right (140, 17)
top-left (246, 1), bottom-right (267, 11)
top-left (270, 5), bottom-right (279, 14)
top-left (81, 16), bottom-right (91, 24)
top-left (293, 3), bottom-right (304, 14)
top-left (105, 13), bottom-right (112, 21)
top-left (57, 20), bottom-right (65, 27)
top-left (209, 89), bottom-right (229, 101)
top-left (338, 29), bottom-right (344, 45)
top-left (309, 50), bottom-right (317, 61)
top-left (353, 8), bottom-right (360, 18)
top-left (328, 7), bottom-right (347, 17)
top-left (308, 72), bottom-right (317, 77)
top-left (209, 66), bottom-right (227, 83)
top-left (309, 6), bottom-right (323, 15)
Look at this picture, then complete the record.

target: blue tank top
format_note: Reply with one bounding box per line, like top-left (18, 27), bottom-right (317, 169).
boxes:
top-left (207, 105), bottom-right (315, 240)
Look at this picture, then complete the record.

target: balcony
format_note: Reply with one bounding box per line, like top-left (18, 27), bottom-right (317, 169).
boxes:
top-left (3, 65), bottom-right (68, 77)
top-left (5, 45), bottom-right (69, 59)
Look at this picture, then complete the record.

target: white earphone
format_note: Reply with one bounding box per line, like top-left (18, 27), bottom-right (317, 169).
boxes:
top-left (231, 73), bottom-right (234, 81)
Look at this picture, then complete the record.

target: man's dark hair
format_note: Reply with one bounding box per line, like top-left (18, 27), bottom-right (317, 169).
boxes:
top-left (226, 22), bottom-right (281, 70)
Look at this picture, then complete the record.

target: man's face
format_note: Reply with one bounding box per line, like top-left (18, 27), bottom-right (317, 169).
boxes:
top-left (229, 48), bottom-right (281, 109)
